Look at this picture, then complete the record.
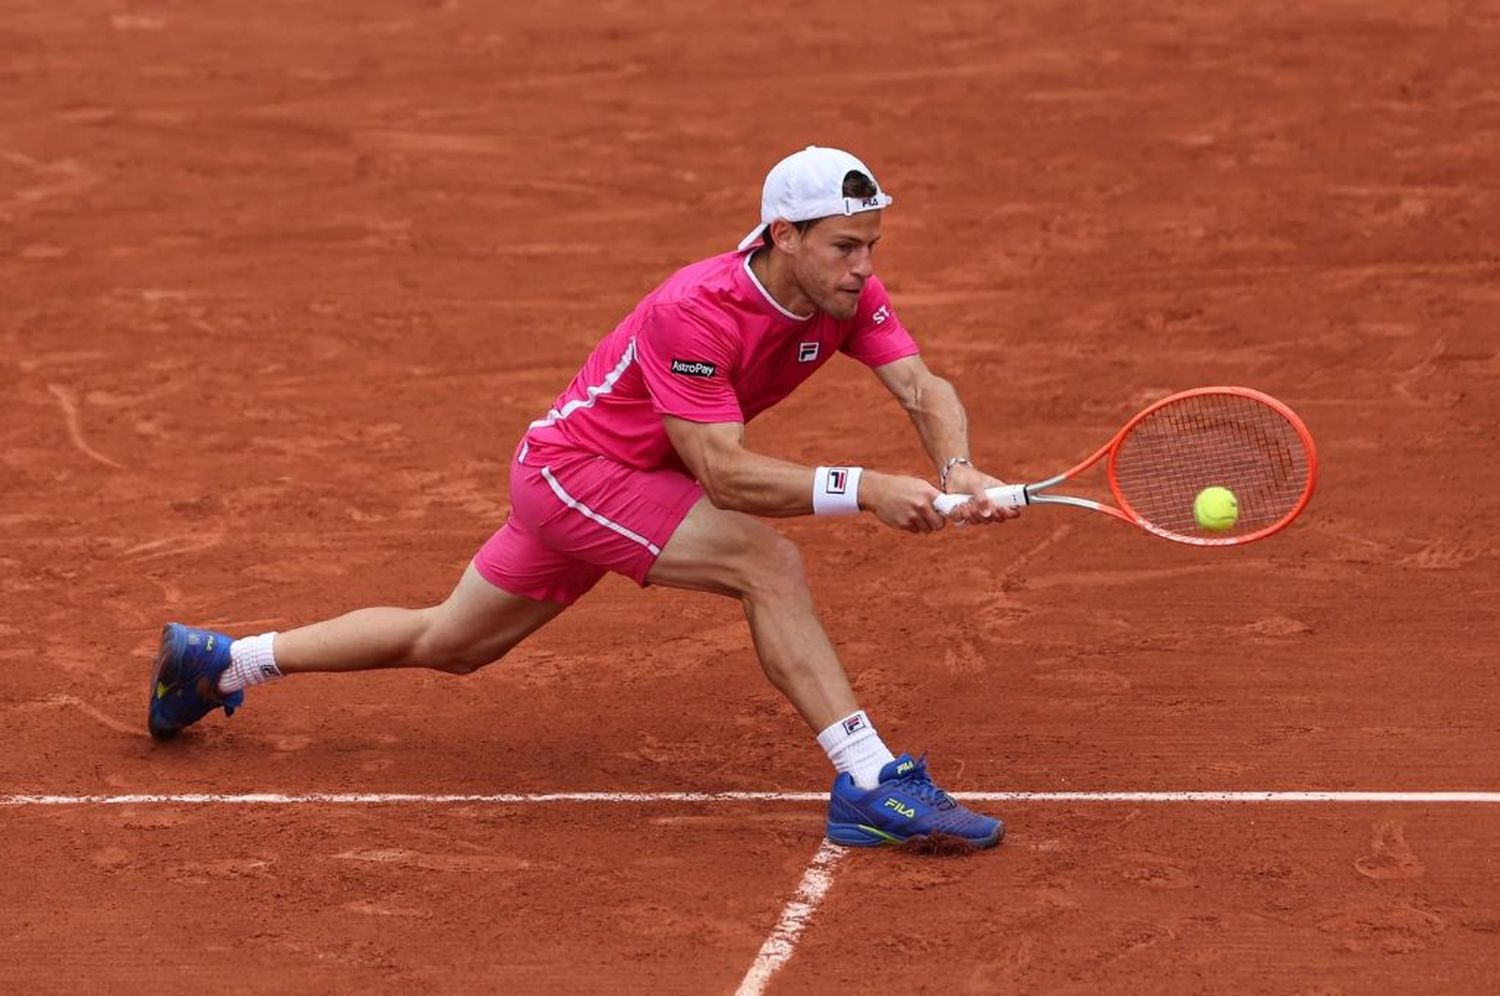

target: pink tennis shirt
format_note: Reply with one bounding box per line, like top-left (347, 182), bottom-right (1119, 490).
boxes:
top-left (521, 250), bottom-right (919, 471)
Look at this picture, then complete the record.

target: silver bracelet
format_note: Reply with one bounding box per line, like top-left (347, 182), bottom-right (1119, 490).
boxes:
top-left (939, 456), bottom-right (972, 493)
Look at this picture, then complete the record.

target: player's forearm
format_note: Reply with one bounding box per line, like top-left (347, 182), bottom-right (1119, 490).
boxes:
top-left (901, 372), bottom-right (971, 474)
top-left (698, 449), bottom-right (823, 517)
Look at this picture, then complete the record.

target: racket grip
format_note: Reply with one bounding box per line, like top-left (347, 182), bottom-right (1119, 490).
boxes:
top-left (934, 484), bottom-right (1028, 516)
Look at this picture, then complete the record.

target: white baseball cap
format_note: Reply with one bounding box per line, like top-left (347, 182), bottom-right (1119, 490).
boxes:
top-left (736, 145), bottom-right (894, 251)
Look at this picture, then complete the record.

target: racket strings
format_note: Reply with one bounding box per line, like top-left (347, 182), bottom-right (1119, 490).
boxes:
top-left (1110, 393), bottom-right (1312, 540)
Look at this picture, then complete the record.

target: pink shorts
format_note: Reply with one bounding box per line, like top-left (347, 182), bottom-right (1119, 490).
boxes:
top-left (473, 444), bottom-right (704, 605)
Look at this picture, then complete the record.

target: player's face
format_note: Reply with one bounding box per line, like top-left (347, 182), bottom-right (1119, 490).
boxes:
top-left (791, 212), bottom-right (882, 320)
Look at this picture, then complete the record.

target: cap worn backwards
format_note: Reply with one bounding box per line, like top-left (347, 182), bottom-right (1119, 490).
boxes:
top-left (736, 145), bottom-right (894, 251)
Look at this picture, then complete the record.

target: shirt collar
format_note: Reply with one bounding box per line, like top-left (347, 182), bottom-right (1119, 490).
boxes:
top-left (742, 252), bottom-right (813, 322)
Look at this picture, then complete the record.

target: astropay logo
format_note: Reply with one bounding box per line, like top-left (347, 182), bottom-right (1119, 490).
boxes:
top-left (669, 358), bottom-right (717, 378)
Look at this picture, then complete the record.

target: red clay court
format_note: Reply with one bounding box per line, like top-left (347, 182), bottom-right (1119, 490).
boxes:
top-left (3, 0), bottom-right (1499, 991)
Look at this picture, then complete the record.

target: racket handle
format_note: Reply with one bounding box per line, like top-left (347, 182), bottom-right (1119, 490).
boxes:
top-left (934, 484), bottom-right (1028, 516)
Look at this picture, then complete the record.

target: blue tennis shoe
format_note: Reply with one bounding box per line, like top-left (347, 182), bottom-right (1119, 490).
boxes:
top-left (826, 753), bottom-right (1004, 850)
top-left (147, 623), bottom-right (242, 741)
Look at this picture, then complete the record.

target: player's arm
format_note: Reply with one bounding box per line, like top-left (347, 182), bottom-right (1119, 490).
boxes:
top-left (870, 354), bottom-right (1017, 523)
top-left (662, 416), bottom-right (946, 532)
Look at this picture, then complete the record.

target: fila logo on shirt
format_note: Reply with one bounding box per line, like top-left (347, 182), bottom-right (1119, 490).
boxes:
top-left (871, 305), bottom-right (892, 325)
top-left (797, 341), bottom-right (819, 363)
top-left (670, 358), bottom-right (717, 378)
top-left (824, 469), bottom-right (849, 495)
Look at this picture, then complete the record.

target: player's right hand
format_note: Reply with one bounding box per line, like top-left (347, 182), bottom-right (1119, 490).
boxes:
top-left (860, 472), bottom-right (948, 533)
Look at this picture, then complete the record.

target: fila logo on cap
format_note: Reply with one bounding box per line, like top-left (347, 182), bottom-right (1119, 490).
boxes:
top-left (797, 341), bottom-right (819, 363)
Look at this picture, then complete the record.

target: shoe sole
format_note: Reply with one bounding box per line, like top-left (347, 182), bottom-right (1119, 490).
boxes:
top-left (826, 820), bottom-right (1005, 850)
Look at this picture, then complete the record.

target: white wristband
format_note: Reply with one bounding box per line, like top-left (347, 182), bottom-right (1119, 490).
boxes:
top-left (813, 466), bottom-right (863, 515)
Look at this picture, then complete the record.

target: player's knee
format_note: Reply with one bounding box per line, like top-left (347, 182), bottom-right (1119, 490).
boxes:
top-left (410, 618), bottom-right (507, 676)
top-left (740, 532), bottom-right (809, 600)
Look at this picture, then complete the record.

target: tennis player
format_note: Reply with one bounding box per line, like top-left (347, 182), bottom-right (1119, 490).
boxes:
top-left (149, 146), bottom-right (1016, 849)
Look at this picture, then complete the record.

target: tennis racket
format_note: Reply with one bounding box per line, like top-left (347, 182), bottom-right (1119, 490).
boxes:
top-left (934, 386), bottom-right (1318, 546)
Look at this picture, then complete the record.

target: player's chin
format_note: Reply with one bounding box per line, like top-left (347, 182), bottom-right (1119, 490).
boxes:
top-left (821, 290), bottom-right (861, 320)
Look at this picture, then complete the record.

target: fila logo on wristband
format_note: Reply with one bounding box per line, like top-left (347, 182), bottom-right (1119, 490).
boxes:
top-left (813, 466), bottom-right (862, 515)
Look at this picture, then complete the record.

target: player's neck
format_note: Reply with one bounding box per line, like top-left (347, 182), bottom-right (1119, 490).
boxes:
top-left (748, 248), bottom-right (815, 318)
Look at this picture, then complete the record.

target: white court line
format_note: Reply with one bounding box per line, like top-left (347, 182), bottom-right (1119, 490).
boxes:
top-left (4, 790), bottom-right (1500, 807)
top-left (734, 839), bottom-right (846, 996)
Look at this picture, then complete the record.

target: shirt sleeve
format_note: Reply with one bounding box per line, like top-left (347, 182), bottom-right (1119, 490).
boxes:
top-left (634, 301), bottom-right (745, 423)
top-left (839, 276), bottom-right (920, 368)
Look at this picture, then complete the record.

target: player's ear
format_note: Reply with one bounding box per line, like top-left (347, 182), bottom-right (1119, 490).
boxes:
top-left (769, 218), bottom-right (800, 255)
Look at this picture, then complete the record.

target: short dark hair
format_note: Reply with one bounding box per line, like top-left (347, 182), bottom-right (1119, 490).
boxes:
top-left (762, 170), bottom-right (879, 246)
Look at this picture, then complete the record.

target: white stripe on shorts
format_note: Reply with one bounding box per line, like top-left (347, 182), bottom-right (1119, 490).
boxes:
top-left (540, 465), bottom-right (662, 556)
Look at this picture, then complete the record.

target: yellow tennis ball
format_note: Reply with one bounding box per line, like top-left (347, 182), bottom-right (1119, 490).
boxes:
top-left (1194, 486), bottom-right (1239, 531)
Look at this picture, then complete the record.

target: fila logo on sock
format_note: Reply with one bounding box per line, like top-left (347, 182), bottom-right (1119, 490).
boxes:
top-left (824, 469), bottom-right (848, 495)
top-left (797, 341), bottom-right (819, 363)
top-left (842, 714), bottom-right (866, 735)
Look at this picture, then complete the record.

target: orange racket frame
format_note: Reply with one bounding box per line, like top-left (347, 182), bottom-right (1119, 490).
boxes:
top-left (934, 386), bottom-right (1319, 546)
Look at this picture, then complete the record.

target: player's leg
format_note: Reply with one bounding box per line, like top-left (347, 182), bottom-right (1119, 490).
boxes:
top-left (647, 497), bottom-right (1003, 850)
top-left (272, 562), bottom-right (568, 676)
top-left (148, 514), bottom-right (601, 740)
top-left (646, 497), bottom-right (856, 733)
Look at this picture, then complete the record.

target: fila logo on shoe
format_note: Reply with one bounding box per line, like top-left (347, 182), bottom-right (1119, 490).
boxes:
top-left (883, 798), bottom-right (916, 819)
top-left (896, 759), bottom-right (915, 775)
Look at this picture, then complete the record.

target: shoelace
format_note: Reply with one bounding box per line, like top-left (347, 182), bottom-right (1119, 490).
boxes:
top-left (891, 754), bottom-right (957, 810)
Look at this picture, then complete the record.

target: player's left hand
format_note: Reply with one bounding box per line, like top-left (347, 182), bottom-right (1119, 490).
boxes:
top-left (941, 463), bottom-right (1021, 526)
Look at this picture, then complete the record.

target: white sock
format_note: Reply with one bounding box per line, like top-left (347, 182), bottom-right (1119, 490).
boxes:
top-left (218, 632), bottom-right (283, 695)
top-left (817, 710), bottom-right (897, 790)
